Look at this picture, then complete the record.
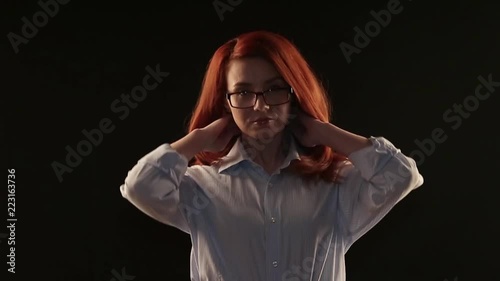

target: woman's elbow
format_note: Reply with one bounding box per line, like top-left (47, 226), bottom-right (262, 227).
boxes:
top-left (398, 155), bottom-right (424, 191)
top-left (120, 180), bottom-right (140, 202)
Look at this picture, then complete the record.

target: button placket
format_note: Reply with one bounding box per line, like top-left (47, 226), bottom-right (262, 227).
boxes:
top-left (269, 178), bottom-right (280, 273)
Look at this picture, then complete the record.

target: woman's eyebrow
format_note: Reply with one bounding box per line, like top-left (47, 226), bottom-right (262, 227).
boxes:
top-left (232, 76), bottom-right (285, 87)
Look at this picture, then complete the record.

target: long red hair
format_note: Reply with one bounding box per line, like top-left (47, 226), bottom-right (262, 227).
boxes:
top-left (186, 30), bottom-right (348, 184)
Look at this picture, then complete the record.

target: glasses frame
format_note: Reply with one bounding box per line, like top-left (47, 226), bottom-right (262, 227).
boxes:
top-left (226, 86), bottom-right (294, 109)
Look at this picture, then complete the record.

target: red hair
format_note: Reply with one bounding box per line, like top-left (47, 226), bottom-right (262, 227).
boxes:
top-left (186, 30), bottom-right (348, 184)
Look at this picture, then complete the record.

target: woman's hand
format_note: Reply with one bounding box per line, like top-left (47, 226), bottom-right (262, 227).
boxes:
top-left (288, 109), bottom-right (327, 148)
top-left (200, 114), bottom-right (241, 153)
top-left (171, 114), bottom-right (240, 160)
top-left (288, 107), bottom-right (372, 155)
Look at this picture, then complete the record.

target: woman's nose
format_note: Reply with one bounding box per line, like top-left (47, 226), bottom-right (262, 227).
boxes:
top-left (253, 95), bottom-right (269, 111)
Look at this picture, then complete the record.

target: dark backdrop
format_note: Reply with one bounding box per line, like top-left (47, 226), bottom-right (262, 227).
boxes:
top-left (3, 0), bottom-right (499, 280)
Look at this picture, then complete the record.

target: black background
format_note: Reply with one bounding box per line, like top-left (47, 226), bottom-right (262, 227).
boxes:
top-left (2, 0), bottom-right (499, 280)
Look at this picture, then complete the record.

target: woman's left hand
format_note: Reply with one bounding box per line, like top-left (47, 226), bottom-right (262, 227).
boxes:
top-left (288, 109), bottom-right (327, 148)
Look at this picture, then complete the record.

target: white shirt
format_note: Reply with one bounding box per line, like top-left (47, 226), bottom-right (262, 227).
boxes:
top-left (120, 133), bottom-right (424, 281)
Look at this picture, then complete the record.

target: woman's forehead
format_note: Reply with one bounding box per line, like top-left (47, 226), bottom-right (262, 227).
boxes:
top-left (226, 58), bottom-right (282, 86)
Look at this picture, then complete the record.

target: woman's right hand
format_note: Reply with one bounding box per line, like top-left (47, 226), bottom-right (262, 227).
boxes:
top-left (171, 114), bottom-right (240, 160)
top-left (198, 114), bottom-right (241, 153)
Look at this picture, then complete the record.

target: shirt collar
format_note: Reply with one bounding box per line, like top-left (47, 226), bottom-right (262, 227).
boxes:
top-left (217, 132), bottom-right (302, 175)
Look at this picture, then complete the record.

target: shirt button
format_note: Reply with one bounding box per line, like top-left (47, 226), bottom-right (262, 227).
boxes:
top-left (272, 261), bottom-right (278, 267)
top-left (271, 217), bottom-right (276, 223)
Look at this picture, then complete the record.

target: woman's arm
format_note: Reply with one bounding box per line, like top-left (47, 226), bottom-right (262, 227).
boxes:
top-left (171, 129), bottom-right (206, 161)
top-left (335, 136), bottom-right (424, 251)
top-left (121, 115), bottom-right (239, 233)
top-left (317, 122), bottom-right (372, 156)
top-left (288, 110), bottom-right (371, 156)
top-left (120, 131), bottom-right (205, 234)
top-left (289, 112), bottom-right (423, 250)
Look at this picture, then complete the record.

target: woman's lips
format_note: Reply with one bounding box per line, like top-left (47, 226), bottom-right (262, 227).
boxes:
top-left (253, 118), bottom-right (272, 125)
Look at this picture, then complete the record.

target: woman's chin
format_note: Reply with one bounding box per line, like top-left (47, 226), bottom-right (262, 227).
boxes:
top-left (242, 129), bottom-right (280, 141)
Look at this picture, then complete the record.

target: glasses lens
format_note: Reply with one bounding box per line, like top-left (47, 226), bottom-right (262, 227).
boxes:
top-left (231, 92), bottom-right (255, 108)
top-left (229, 88), bottom-right (290, 108)
top-left (265, 88), bottom-right (289, 105)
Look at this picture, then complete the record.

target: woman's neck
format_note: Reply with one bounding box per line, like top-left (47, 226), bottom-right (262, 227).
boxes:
top-left (242, 131), bottom-right (289, 174)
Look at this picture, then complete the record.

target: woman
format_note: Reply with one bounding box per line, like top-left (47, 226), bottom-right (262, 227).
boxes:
top-left (120, 30), bottom-right (424, 281)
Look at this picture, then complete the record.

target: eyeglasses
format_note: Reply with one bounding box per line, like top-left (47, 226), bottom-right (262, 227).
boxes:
top-left (226, 87), bottom-right (294, 109)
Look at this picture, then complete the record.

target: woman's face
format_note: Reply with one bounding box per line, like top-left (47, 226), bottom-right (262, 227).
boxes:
top-left (225, 57), bottom-right (292, 140)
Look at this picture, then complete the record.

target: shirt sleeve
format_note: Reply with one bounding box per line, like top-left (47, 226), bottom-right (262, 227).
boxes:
top-left (336, 136), bottom-right (424, 252)
top-left (119, 143), bottom-right (196, 234)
